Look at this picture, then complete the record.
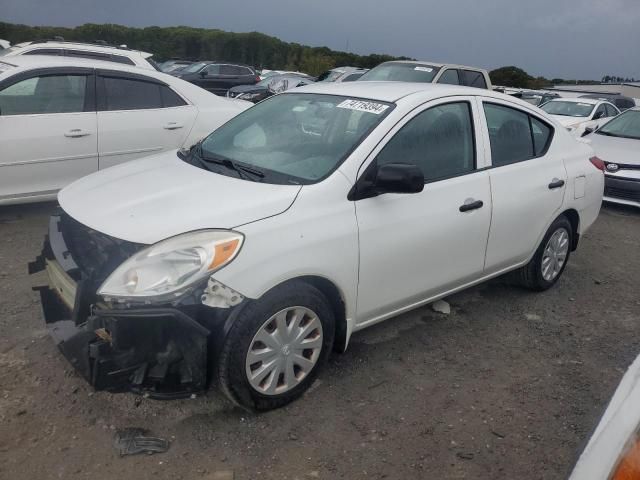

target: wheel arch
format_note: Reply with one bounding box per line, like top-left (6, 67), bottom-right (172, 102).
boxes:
top-left (561, 208), bottom-right (580, 251)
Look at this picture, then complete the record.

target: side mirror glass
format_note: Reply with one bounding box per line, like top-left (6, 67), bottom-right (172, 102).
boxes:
top-left (199, 70), bottom-right (207, 78)
top-left (374, 163), bottom-right (424, 195)
top-left (582, 126), bottom-right (595, 137)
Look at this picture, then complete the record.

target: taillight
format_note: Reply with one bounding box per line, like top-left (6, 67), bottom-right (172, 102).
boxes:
top-left (590, 156), bottom-right (605, 172)
top-left (611, 434), bottom-right (640, 480)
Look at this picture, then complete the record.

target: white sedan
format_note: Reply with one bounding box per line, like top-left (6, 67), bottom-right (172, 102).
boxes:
top-left (31, 82), bottom-right (604, 411)
top-left (583, 108), bottom-right (640, 207)
top-left (541, 97), bottom-right (620, 136)
top-left (0, 55), bottom-right (250, 205)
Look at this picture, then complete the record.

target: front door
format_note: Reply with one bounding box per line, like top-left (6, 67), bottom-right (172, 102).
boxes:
top-left (355, 97), bottom-right (492, 325)
top-left (0, 70), bottom-right (97, 203)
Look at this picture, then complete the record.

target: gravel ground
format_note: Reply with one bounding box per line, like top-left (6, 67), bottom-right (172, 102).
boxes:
top-left (0, 202), bottom-right (639, 480)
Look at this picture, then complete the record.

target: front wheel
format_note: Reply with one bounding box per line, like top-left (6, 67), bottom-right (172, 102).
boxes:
top-left (517, 215), bottom-right (573, 291)
top-left (216, 281), bottom-right (335, 411)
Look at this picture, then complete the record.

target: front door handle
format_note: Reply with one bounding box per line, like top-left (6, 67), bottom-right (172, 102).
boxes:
top-left (548, 178), bottom-right (565, 190)
top-left (64, 129), bottom-right (91, 138)
top-left (459, 199), bottom-right (484, 212)
top-left (163, 122), bottom-right (184, 130)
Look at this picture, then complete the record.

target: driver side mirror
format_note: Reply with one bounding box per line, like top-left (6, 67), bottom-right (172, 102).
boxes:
top-left (199, 70), bottom-right (208, 78)
top-left (349, 163), bottom-right (424, 200)
top-left (582, 126), bottom-right (596, 137)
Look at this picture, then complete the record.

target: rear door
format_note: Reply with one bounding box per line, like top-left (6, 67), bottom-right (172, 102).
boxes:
top-left (0, 68), bottom-right (97, 203)
top-left (96, 71), bottom-right (197, 169)
top-left (479, 99), bottom-right (566, 273)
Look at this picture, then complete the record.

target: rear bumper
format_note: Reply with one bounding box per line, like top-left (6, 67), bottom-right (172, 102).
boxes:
top-left (604, 175), bottom-right (640, 207)
top-left (29, 213), bottom-right (222, 399)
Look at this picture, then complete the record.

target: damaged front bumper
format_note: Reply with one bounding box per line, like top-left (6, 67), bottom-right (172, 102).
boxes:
top-left (29, 213), bottom-right (233, 399)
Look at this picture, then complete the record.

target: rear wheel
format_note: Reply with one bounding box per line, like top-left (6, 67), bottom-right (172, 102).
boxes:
top-left (517, 215), bottom-right (572, 291)
top-left (217, 281), bottom-right (335, 411)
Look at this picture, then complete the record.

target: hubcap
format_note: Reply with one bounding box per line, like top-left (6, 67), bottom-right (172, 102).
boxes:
top-left (541, 228), bottom-right (569, 282)
top-left (245, 307), bottom-right (323, 396)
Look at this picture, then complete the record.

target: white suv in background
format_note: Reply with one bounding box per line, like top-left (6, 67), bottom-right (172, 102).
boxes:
top-left (0, 40), bottom-right (159, 70)
top-left (0, 55), bottom-right (250, 205)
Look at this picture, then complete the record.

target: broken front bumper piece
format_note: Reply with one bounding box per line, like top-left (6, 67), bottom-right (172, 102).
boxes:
top-left (29, 213), bottom-right (221, 399)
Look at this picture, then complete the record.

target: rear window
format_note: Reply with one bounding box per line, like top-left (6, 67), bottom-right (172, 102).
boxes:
top-left (360, 63), bottom-right (440, 83)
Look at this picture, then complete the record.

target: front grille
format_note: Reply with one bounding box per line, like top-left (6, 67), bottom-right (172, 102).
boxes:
top-left (59, 212), bottom-right (145, 283)
top-left (604, 186), bottom-right (640, 202)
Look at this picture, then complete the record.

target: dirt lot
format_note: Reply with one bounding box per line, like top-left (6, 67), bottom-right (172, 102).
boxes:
top-left (0, 202), bottom-right (639, 480)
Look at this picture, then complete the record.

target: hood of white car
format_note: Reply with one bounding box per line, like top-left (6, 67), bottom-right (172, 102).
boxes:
top-left (549, 115), bottom-right (587, 127)
top-left (585, 133), bottom-right (640, 166)
top-left (58, 151), bottom-right (302, 244)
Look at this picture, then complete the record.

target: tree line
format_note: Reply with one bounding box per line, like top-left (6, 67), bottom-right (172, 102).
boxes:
top-left (0, 21), bottom-right (410, 76)
top-left (488, 66), bottom-right (603, 89)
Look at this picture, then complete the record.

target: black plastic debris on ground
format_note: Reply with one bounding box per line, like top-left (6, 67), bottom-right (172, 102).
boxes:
top-left (113, 428), bottom-right (170, 456)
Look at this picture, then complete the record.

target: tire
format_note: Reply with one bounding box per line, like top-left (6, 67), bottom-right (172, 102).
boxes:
top-left (517, 215), bottom-right (573, 291)
top-left (216, 280), bottom-right (335, 411)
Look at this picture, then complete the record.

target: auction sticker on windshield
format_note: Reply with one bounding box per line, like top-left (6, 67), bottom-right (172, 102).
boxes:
top-left (337, 99), bottom-right (390, 115)
top-left (414, 66), bottom-right (433, 72)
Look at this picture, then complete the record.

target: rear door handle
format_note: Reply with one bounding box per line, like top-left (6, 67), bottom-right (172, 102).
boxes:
top-left (163, 122), bottom-right (184, 130)
top-left (459, 199), bottom-right (484, 212)
top-left (548, 178), bottom-right (565, 189)
top-left (64, 129), bottom-right (92, 138)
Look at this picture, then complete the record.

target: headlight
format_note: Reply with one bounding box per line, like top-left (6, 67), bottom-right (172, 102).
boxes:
top-left (98, 230), bottom-right (244, 302)
top-left (237, 92), bottom-right (261, 101)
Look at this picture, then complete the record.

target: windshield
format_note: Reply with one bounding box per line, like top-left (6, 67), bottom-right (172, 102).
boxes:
top-left (319, 70), bottom-right (346, 82)
top-left (596, 110), bottom-right (640, 140)
top-left (359, 63), bottom-right (440, 82)
top-left (197, 93), bottom-right (393, 183)
top-left (182, 62), bottom-right (208, 73)
top-left (541, 101), bottom-right (595, 117)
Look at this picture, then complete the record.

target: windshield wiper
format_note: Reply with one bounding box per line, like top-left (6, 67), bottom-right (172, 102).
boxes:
top-left (196, 144), bottom-right (265, 181)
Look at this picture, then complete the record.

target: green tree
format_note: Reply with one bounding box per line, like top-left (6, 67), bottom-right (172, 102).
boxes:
top-left (489, 66), bottom-right (533, 88)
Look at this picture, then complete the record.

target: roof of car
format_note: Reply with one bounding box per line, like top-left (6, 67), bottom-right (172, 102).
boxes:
top-left (0, 55), bottom-right (169, 80)
top-left (380, 60), bottom-right (487, 72)
top-left (291, 80), bottom-right (512, 103)
top-left (11, 40), bottom-right (152, 57)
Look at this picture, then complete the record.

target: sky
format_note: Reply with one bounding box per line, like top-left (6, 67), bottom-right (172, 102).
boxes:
top-left (2, 0), bottom-right (640, 80)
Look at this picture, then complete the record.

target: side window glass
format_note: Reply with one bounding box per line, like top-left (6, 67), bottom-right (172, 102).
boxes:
top-left (24, 48), bottom-right (63, 56)
top-left (531, 117), bottom-right (552, 156)
top-left (483, 103), bottom-right (534, 167)
top-left (605, 104), bottom-right (617, 117)
top-left (0, 74), bottom-right (87, 115)
top-left (376, 102), bottom-right (475, 182)
top-left (463, 70), bottom-right (487, 89)
top-left (220, 65), bottom-right (237, 75)
top-left (205, 65), bottom-right (221, 75)
top-left (111, 55), bottom-right (136, 66)
top-left (593, 105), bottom-right (606, 119)
top-left (102, 77), bottom-right (162, 110)
top-left (437, 69), bottom-right (460, 85)
top-left (66, 49), bottom-right (110, 61)
top-left (160, 85), bottom-right (187, 107)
